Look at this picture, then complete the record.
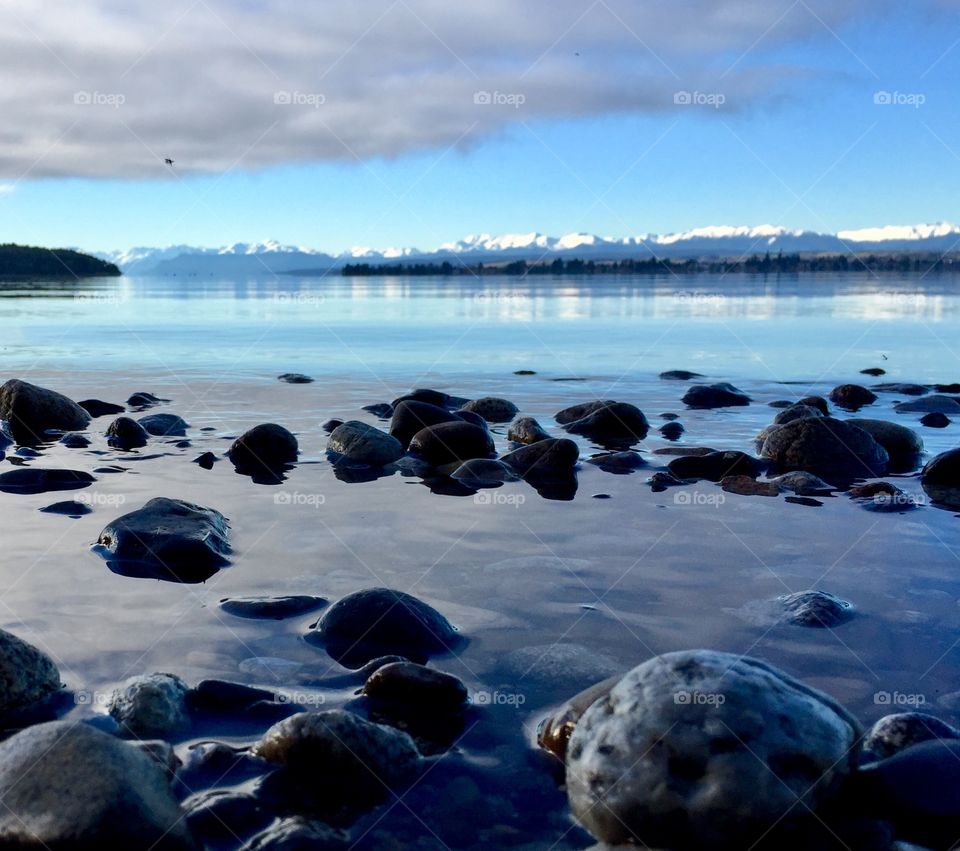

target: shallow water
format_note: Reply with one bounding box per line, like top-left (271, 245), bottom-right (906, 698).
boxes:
top-left (1, 272), bottom-right (959, 848)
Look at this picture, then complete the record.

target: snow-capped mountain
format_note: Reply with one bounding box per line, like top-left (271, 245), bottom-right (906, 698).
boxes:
top-left (95, 223), bottom-right (960, 276)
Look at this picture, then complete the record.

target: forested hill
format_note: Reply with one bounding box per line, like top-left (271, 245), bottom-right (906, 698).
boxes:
top-left (0, 244), bottom-right (121, 279)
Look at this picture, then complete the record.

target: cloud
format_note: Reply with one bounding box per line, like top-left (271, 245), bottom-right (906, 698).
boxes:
top-left (0, 185), bottom-right (14, 194)
top-left (0, 0), bottom-right (893, 179)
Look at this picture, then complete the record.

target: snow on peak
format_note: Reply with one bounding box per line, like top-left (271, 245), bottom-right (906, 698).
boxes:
top-left (654, 225), bottom-right (800, 245)
top-left (555, 233), bottom-right (600, 250)
top-left (837, 223), bottom-right (960, 242)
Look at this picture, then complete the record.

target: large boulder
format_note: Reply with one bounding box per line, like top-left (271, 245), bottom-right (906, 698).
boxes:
top-left (408, 421), bottom-right (494, 466)
top-left (921, 448), bottom-right (960, 508)
top-left (562, 402), bottom-right (649, 446)
top-left (0, 628), bottom-right (61, 714)
top-left (760, 417), bottom-right (888, 483)
top-left (389, 401), bottom-right (463, 449)
top-left (0, 721), bottom-right (197, 849)
top-left (845, 418), bottom-right (923, 470)
top-left (0, 379), bottom-right (90, 444)
top-left (327, 421), bottom-right (402, 467)
top-left (682, 383), bottom-right (751, 409)
top-left (565, 650), bottom-right (862, 849)
top-left (228, 423), bottom-right (298, 475)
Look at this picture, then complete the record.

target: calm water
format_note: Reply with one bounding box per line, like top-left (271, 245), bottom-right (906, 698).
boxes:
top-left (1, 272), bottom-right (959, 848)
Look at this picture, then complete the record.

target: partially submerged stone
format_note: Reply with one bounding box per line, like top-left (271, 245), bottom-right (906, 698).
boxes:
top-left (778, 590), bottom-right (854, 627)
top-left (220, 595), bottom-right (327, 620)
top-left (0, 379), bottom-right (90, 444)
top-left (109, 672), bottom-right (191, 738)
top-left (863, 713), bottom-right (960, 761)
top-left (921, 448), bottom-right (960, 508)
top-left (0, 627), bottom-right (61, 715)
top-left (760, 417), bottom-right (888, 483)
top-left (682, 382), bottom-right (751, 409)
top-left (0, 468), bottom-right (94, 495)
top-left (327, 420), bottom-right (403, 467)
top-left (460, 396), bottom-right (519, 422)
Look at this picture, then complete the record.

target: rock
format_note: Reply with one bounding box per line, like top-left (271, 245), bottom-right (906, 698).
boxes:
top-left (565, 650), bottom-right (861, 848)
top-left (362, 661), bottom-right (468, 712)
top-left (562, 402), bottom-right (649, 446)
top-left (361, 402), bottom-right (393, 418)
top-left (798, 396), bottom-right (831, 415)
top-left (60, 432), bottom-right (91, 448)
top-left (133, 740), bottom-right (182, 781)
top-left (585, 451), bottom-right (646, 474)
top-left (138, 413), bottom-right (189, 436)
top-left (774, 404), bottom-right (824, 425)
top-left (106, 416), bottom-right (150, 449)
top-left (896, 395), bottom-right (960, 414)
top-left (653, 446), bottom-right (716, 457)
top-left (921, 412), bottom-right (951, 428)
top-left (39, 499), bottom-right (92, 517)
top-left (0, 720), bottom-right (197, 849)
top-left (861, 368), bottom-right (886, 376)
top-left (408, 421), bottom-right (495, 466)
top-left (0, 379), bottom-right (91, 444)
top-left (769, 471), bottom-right (834, 496)
top-left (0, 628), bottom-right (61, 714)
top-left (229, 423), bottom-right (299, 475)
top-left (184, 789), bottom-right (271, 842)
top-left (220, 595), bottom-right (327, 620)
top-left (501, 438), bottom-right (579, 477)
top-left (389, 400), bottom-right (464, 448)
top-left (846, 418), bottom-right (923, 469)
top-left (863, 713), bottom-right (960, 761)
top-left (109, 672), bottom-right (191, 738)
top-left (239, 817), bottom-right (349, 850)
top-left (537, 675), bottom-right (622, 761)
top-left (829, 384), bottom-right (878, 410)
top-left (507, 416), bottom-right (551, 444)
top-left (321, 418), bottom-right (343, 433)
top-left (450, 458), bottom-right (518, 487)
top-left (648, 471), bottom-right (686, 491)
top-left (785, 496), bottom-right (824, 507)
top-left (554, 400), bottom-right (616, 425)
top-left (850, 482), bottom-right (921, 513)
top-left (659, 421), bottom-right (684, 440)
top-left (460, 396), bottom-right (519, 422)
top-left (193, 451), bottom-right (217, 469)
top-left (760, 417), bottom-right (888, 483)
top-left (934, 383), bottom-right (960, 393)
top-left (667, 450), bottom-right (764, 482)
top-left (514, 369), bottom-right (536, 375)
top-left (308, 588), bottom-right (462, 667)
top-left (277, 373), bottom-right (314, 384)
top-left (778, 591), bottom-right (854, 627)
top-left (327, 421), bottom-right (402, 467)
top-left (921, 448), bottom-right (960, 508)
top-left (391, 388), bottom-right (452, 409)
top-left (721, 476), bottom-right (780, 497)
top-left (127, 391), bottom-right (166, 408)
top-left (0, 468), bottom-right (95, 495)
top-left (660, 370), bottom-right (704, 380)
top-left (872, 383), bottom-right (929, 396)
top-left (95, 497), bottom-right (231, 582)
top-left (682, 382), bottom-right (751, 409)
top-left (78, 398), bottom-right (125, 418)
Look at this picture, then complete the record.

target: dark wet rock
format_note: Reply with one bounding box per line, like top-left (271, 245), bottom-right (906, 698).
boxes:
top-left (769, 471), bottom-right (834, 496)
top-left (460, 396), bottom-right (519, 422)
top-left (565, 650), bottom-right (861, 849)
top-left (308, 587), bottom-right (462, 667)
top-left (514, 369), bottom-right (536, 375)
top-left (0, 720), bottom-right (197, 849)
top-left (184, 789), bottom-right (272, 843)
top-left (59, 432), bottom-right (91, 448)
top-left (95, 497), bottom-right (230, 583)
top-left (660, 370), bottom-right (704, 381)
top-left (682, 382), bottom-right (751, 409)
top-left (239, 817), bottom-right (349, 850)
top-left (0, 467), bottom-right (94, 495)
top-left (39, 499), bottom-right (91, 517)
top-left (389, 400), bottom-right (463, 448)
top-left (187, 680), bottom-right (279, 715)
top-left (661, 412), bottom-right (680, 420)
top-left (327, 420), bottom-right (402, 467)
top-left (653, 446), bottom-right (716, 457)
top-left (659, 421), bottom-right (685, 440)
top-left (0, 628), bottom-right (61, 714)
top-left (362, 661), bottom-right (468, 713)
top-left (846, 418), bottom-right (923, 469)
top-left (586, 451), bottom-right (646, 474)
top-left (562, 402), bottom-right (649, 446)
top-left (361, 402), bottom-right (393, 418)
top-left (127, 391), bottom-right (167, 407)
top-left (779, 590), bottom-right (854, 627)
top-left (896, 395), bottom-right (960, 414)
top-left (863, 713), bottom-right (960, 761)
top-left (321, 418), bottom-right (343, 433)
top-left (667, 450), bottom-right (764, 482)
top-left (193, 451), bottom-right (217, 469)
top-left (934, 383), bottom-right (960, 394)
top-left (648, 471), bottom-right (685, 491)
top-left (221, 595), bottom-right (327, 620)
top-left (78, 398), bottom-right (125, 418)
top-left (106, 415), bottom-right (149, 449)
top-left (798, 396), bottom-right (831, 415)
top-left (554, 400), bottom-right (616, 425)
top-left (409, 421), bottom-right (495, 466)
top-left (277, 373), bottom-right (314, 384)
top-left (760, 417), bottom-right (888, 482)
top-left (872, 382), bottom-right (929, 396)
top-left (861, 367), bottom-right (886, 377)
top-left (769, 399), bottom-right (793, 409)
top-left (921, 448), bottom-right (960, 508)
top-left (501, 438), bottom-right (579, 477)
top-left (829, 384), bottom-right (878, 411)
top-left (921, 412), bottom-right (951, 428)
top-left (774, 403), bottom-right (824, 425)
top-left (538, 675), bottom-right (622, 761)
top-left (785, 496), bottom-right (824, 507)
top-left (109, 672), bottom-right (190, 738)
top-left (450, 458), bottom-right (518, 487)
top-left (133, 739), bottom-right (181, 782)
top-left (507, 416), bottom-right (551, 445)
top-left (721, 475), bottom-right (780, 497)
top-left (391, 388), bottom-right (451, 409)
top-left (229, 423), bottom-right (299, 476)
top-left (14, 446), bottom-right (41, 458)
top-left (139, 413), bottom-right (189, 436)
top-left (0, 379), bottom-right (90, 444)
top-left (452, 408), bottom-right (486, 429)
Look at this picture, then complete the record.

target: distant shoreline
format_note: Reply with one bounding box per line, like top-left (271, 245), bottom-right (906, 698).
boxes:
top-left (0, 244), bottom-right (121, 280)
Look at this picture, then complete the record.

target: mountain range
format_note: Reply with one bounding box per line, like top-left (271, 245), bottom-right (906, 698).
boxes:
top-left (94, 224), bottom-right (960, 276)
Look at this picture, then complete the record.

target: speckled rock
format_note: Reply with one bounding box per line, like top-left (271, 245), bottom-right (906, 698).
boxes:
top-left (667, 450), bottom-right (764, 482)
top-left (921, 448), bottom-right (960, 508)
top-left (106, 416), bottom-right (149, 449)
top-left (507, 416), bottom-right (551, 444)
top-left (327, 421), bottom-right (402, 467)
top-left (774, 404), bottom-right (824, 425)
top-left (682, 383), bottom-right (751, 409)
top-left (0, 379), bottom-right (90, 444)
top-left (862, 713), bottom-right (960, 761)
top-left (0, 628), bottom-right (61, 714)
top-left (760, 417), bottom-right (888, 482)
top-left (778, 591), bottom-right (854, 627)
top-left (109, 672), bottom-right (191, 738)
top-left (565, 650), bottom-right (861, 849)
top-left (829, 384), bottom-right (877, 411)
top-left (460, 397), bottom-right (519, 423)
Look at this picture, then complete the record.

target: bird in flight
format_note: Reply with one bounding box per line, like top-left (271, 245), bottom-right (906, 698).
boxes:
top-left (164, 158), bottom-right (174, 166)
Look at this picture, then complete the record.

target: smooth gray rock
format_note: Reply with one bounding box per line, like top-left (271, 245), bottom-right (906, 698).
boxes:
top-left (507, 416), bottom-right (551, 444)
top-left (863, 713), bottom-right (960, 761)
top-left (760, 417), bottom-right (888, 482)
top-left (460, 396), bottom-right (519, 423)
top-left (0, 628), bottom-right (61, 714)
top-left (0, 379), bottom-right (90, 444)
top-left (109, 672), bottom-right (191, 738)
top-left (0, 721), bottom-right (197, 849)
top-left (565, 650), bottom-right (861, 849)
top-left (327, 420), bottom-right (402, 467)
top-left (896, 395), bottom-right (960, 414)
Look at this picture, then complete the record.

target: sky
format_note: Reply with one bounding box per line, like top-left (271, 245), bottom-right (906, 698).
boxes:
top-left (0, 0), bottom-right (958, 254)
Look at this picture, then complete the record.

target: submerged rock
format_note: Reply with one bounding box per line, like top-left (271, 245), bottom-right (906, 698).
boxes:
top-left (760, 417), bottom-right (888, 483)
top-left (193, 451), bottom-right (218, 469)
top-left (59, 432), bottom-right (91, 448)
top-left (565, 650), bottom-right (861, 849)
top-left (138, 413), bottom-right (189, 436)
top-left (450, 458), bottom-right (518, 487)
top-left (39, 499), bottom-right (92, 517)
top-left (220, 595), bottom-right (327, 620)
top-left (861, 367), bottom-right (886, 377)
top-left (0, 628), bottom-right (61, 715)
top-left (0, 721), bottom-right (197, 849)
top-left (872, 382), bottom-right (929, 396)
top-left (327, 420), bottom-right (403, 468)
top-left (896, 395), bottom-right (960, 414)
top-left (778, 590), bottom-right (854, 627)
top-left (863, 713), bottom-right (960, 761)
top-left (460, 396), bottom-right (519, 422)
top-left (408, 421), bottom-right (495, 466)
top-left (921, 448), bottom-right (960, 508)
top-left (769, 471), bottom-right (835, 496)
top-left (659, 421), bottom-right (685, 440)
top-left (660, 370), bottom-right (704, 381)
top-left (109, 672), bottom-right (191, 738)
top-left (362, 661), bottom-right (468, 712)
top-left (0, 379), bottom-right (90, 444)
top-left (682, 382), bottom-right (751, 409)
top-left (554, 400), bottom-right (616, 424)
top-left (721, 475), bottom-right (780, 497)
top-left (507, 416), bottom-right (551, 444)
top-left (829, 384), bottom-right (877, 411)
top-left (106, 416), bottom-right (149, 449)
top-left (229, 423), bottom-right (299, 477)
top-left (127, 391), bottom-right (167, 408)
top-left (501, 438), bottom-right (579, 477)
top-left (667, 450), bottom-right (764, 482)
top-left (277, 373), bottom-right (314, 384)
top-left (78, 398), bottom-right (125, 418)
top-left (921, 412), bottom-right (951, 428)
top-left (0, 468), bottom-right (95, 495)
top-left (562, 402), bottom-right (649, 446)
top-left (586, 450), bottom-right (646, 474)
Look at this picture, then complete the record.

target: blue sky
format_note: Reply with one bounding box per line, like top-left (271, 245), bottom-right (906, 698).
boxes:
top-left (0, 0), bottom-right (958, 253)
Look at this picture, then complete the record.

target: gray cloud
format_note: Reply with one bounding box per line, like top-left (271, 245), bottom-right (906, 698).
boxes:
top-left (0, 0), bottom-right (894, 178)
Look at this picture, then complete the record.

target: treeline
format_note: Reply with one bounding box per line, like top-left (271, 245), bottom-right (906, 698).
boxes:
top-left (0, 244), bottom-right (121, 279)
top-left (342, 252), bottom-right (960, 277)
